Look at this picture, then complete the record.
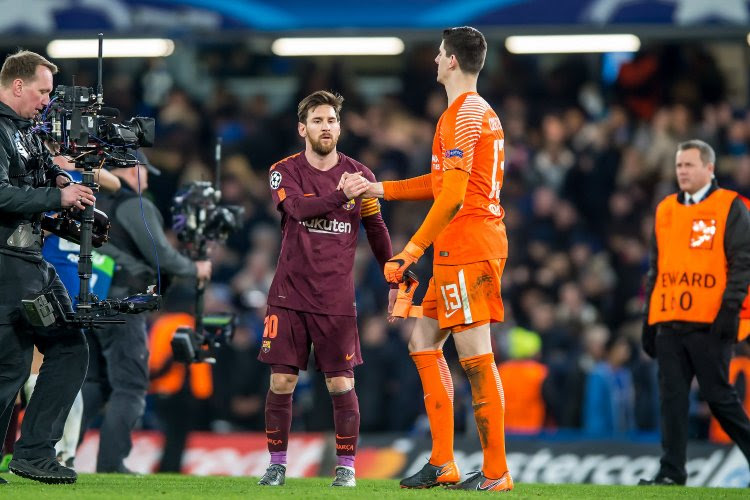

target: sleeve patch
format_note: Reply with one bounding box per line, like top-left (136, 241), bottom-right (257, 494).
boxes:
top-left (270, 170), bottom-right (282, 189)
top-left (445, 148), bottom-right (464, 159)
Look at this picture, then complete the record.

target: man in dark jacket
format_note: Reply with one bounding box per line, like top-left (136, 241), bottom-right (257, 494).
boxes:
top-left (79, 151), bottom-right (211, 473)
top-left (0, 50), bottom-right (95, 484)
top-left (640, 139), bottom-right (750, 486)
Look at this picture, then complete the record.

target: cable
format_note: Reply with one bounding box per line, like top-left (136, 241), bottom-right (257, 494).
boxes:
top-left (136, 165), bottom-right (161, 294)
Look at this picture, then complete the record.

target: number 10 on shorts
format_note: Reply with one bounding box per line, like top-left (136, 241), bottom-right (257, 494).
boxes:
top-left (263, 314), bottom-right (279, 338)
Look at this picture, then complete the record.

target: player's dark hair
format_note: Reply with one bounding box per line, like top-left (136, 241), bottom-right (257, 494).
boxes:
top-left (0, 50), bottom-right (58, 87)
top-left (442, 26), bottom-right (486, 75)
top-left (297, 90), bottom-right (344, 123)
top-left (677, 139), bottom-right (716, 165)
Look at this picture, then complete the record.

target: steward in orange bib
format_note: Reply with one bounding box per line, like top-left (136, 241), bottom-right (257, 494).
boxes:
top-left (739, 195), bottom-right (750, 341)
top-left (149, 311), bottom-right (213, 472)
top-left (709, 343), bottom-right (750, 444)
top-left (639, 140), bottom-right (750, 487)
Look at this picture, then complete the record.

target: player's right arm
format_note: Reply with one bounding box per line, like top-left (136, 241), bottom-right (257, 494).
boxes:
top-left (381, 174), bottom-right (434, 201)
top-left (270, 161), bottom-right (350, 221)
top-left (355, 174), bottom-right (434, 201)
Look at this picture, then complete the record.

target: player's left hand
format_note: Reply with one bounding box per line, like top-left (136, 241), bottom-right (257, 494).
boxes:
top-left (341, 173), bottom-right (369, 199)
top-left (337, 171), bottom-right (360, 190)
top-left (384, 241), bottom-right (424, 283)
top-left (712, 304), bottom-right (740, 342)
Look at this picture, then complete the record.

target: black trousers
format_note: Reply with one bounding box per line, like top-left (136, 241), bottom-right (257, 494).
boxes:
top-left (0, 255), bottom-right (87, 460)
top-left (655, 324), bottom-right (750, 483)
top-left (154, 386), bottom-right (204, 473)
top-left (80, 313), bottom-right (148, 472)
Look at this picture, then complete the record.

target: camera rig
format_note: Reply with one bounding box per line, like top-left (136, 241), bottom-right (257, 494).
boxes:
top-left (170, 139), bottom-right (244, 363)
top-left (22, 34), bottom-right (160, 328)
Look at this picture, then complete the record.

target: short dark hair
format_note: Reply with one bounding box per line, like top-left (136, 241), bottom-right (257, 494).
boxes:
top-left (677, 139), bottom-right (716, 165)
top-left (0, 50), bottom-right (58, 87)
top-left (442, 26), bottom-right (487, 75)
top-left (297, 90), bottom-right (344, 123)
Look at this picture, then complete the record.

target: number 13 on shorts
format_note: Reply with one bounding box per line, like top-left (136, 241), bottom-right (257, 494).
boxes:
top-left (440, 269), bottom-right (472, 323)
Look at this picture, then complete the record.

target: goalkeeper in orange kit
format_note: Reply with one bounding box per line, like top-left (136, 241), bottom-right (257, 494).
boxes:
top-left (341, 26), bottom-right (512, 491)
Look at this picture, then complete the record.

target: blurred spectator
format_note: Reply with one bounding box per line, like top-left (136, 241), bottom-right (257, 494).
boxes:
top-left (211, 317), bottom-right (268, 431)
top-left (709, 342), bottom-right (750, 444)
top-left (583, 336), bottom-right (635, 437)
top-left (355, 316), bottom-right (399, 432)
top-left (497, 328), bottom-right (549, 434)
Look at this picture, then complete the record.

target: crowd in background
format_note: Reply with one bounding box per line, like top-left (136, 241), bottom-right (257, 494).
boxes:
top-left (56, 42), bottom-right (750, 442)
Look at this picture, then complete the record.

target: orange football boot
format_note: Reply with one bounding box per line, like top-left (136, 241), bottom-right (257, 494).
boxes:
top-left (400, 460), bottom-right (460, 488)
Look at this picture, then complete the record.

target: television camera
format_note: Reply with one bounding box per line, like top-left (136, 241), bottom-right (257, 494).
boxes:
top-left (22, 34), bottom-right (160, 328)
top-left (170, 139), bottom-right (244, 363)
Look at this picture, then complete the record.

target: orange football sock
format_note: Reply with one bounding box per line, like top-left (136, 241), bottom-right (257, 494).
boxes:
top-left (460, 352), bottom-right (508, 479)
top-left (410, 350), bottom-right (454, 466)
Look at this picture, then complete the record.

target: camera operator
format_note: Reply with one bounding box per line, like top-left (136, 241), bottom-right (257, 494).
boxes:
top-left (79, 150), bottom-right (211, 473)
top-left (0, 50), bottom-right (94, 485)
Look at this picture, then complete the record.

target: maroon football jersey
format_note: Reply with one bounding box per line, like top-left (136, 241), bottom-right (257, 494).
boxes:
top-left (267, 152), bottom-right (375, 316)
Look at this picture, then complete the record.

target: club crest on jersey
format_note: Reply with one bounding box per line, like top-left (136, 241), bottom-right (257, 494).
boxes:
top-left (690, 219), bottom-right (716, 249)
top-left (262, 340), bottom-right (271, 353)
top-left (270, 170), bottom-right (282, 190)
top-left (445, 148), bottom-right (464, 159)
top-left (342, 199), bottom-right (356, 211)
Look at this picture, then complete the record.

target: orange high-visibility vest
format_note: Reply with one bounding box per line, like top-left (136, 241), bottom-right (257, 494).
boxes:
top-left (497, 359), bottom-right (548, 433)
top-left (738, 196), bottom-right (750, 340)
top-left (738, 319), bottom-right (750, 342)
top-left (148, 312), bottom-right (213, 399)
top-left (649, 189), bottom-right (736, 325)
top-left (709, 356), bottom-right (750, 444)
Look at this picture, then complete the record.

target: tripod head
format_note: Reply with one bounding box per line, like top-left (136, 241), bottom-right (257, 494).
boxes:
top-left (169, 139), bottom-right (242, 363)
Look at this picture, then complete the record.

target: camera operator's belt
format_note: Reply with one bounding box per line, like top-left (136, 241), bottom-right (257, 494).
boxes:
top-left (6, 223), bottom-right (42, 248)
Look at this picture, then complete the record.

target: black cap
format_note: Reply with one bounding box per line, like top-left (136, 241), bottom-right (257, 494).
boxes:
top-left (134, 150), bottom-right (161, 176)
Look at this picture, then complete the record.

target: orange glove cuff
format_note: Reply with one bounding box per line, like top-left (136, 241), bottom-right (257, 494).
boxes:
top-left (384, 242), bottom-right (424, 284)
top-left (404, 241), bottom-right (424, 260)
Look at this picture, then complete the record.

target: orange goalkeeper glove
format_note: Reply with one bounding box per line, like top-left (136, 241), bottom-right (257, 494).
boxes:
top-left (391, 270), bottom-right (423, 319)
top-left (384, 241), bottom-right (424, 284)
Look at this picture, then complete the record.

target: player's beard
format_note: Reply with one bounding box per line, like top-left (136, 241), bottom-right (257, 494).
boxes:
top-left (310, 134), bottom-right (337, 156)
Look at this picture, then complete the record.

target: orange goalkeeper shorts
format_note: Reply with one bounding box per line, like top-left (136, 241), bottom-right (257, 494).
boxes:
top-left (421, 259), bottom-right (505, 331)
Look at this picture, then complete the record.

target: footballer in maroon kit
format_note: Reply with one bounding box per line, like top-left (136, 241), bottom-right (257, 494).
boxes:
top-left (257, 90), bottom-right (395, 488)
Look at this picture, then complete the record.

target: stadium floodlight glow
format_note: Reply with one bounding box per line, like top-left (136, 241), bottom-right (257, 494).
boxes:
top-left (47, 39), bottom-right (175, 59)
top-left (271, 37), bottom-right (405, 56)
top-left (505, 34), bottom-right (641, 54)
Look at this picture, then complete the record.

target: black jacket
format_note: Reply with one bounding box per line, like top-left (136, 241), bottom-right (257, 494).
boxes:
top-left (645, 182), bottom-right (750, 330)
top-left (96, 185), bottom-right (195, 298)
top-left (0, 100), bottom-right (68, 261)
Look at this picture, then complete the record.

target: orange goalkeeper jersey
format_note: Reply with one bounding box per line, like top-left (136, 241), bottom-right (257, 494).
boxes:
top-left (431, 92), bottom-right (507, 265)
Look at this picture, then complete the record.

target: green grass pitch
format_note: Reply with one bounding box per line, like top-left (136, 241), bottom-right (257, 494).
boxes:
top-left (0, 474), bottom-right (747, 499)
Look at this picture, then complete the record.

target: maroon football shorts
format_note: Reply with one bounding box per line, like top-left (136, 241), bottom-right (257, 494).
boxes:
top-left (257, 305), bottom-right (362, 373)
